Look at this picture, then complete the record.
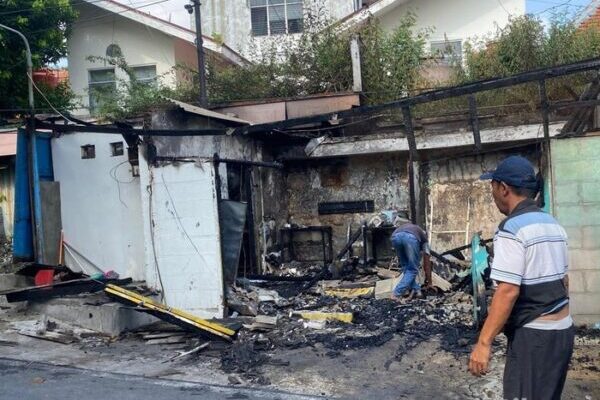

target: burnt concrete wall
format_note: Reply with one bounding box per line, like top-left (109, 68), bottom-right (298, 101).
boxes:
top-left (284, 154), bottom-right (410, 254)
top-left (425, 147), bottom-right (540, 252)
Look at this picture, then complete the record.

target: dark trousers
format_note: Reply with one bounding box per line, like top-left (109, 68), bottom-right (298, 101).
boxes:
top-left (503, 325), bottom-right (575, 400)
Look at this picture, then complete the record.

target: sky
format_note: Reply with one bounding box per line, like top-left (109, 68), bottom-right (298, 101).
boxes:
top-left (526, 0), bottom-right (593, 22)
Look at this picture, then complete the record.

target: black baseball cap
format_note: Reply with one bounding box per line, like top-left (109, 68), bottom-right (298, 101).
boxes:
top-left (480, 156), bottom-right (538, 189)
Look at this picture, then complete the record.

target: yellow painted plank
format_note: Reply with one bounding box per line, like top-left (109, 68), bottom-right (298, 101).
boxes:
top-left (104, 284), bottom-right (235, 340)
top-left (292, 311), bottom-right (353, 323)
top-left (324, 287), bottom-right (374, 298)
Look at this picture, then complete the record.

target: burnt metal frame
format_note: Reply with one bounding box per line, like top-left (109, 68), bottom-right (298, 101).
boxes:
top-left (30, 58), bottom-right (600, 254)
top-left (35, 58), bottom-right (600, 141)
top-left (280, 226), bottom-right (333, 265)
top-left (213, 156), bottom-right (282, 276)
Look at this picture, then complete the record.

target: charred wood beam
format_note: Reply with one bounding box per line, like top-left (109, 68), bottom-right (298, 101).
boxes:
top-left (239, 57), bottom-right (600, 135)
top-left (550, 98), bottom-right (600, 110)
top-left (35, 120), bottom-right (228, 136)
top-left (468, 95), bottom-right (481, 151)
top-left (538, 80), bottom-right (550, 141)
top-left (402, 106), bottom-right (418, 160)
top-left (335, 227), bottom-right (363, 261)
top-left (402, 106), bottom-right (419, 224)
top-left (213, 155), bottom-right (283, 169)
top-left (560, 74), bottom-right (600, 137)
top-left (439, 238), bottom-right (493, 256)
top-left (408, 161), bottom-right (418, 224)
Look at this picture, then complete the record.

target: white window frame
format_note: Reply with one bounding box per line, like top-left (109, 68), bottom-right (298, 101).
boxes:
top-left (88, 67), bottom-right (116, 114)
top-left (430, 39), bottom-right (463, 65)
top-left (250, 0), bottom-right (304, 37)
top-left (131, 64), bottom-right (158, 86)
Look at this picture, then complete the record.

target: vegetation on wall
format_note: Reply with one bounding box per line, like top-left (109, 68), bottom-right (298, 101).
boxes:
top-left (206, 11), bottom-right (429, 105)
top-left (89, 12), bottom-right (600, 121)
top-left (85, 55), bottom-right (174, 120)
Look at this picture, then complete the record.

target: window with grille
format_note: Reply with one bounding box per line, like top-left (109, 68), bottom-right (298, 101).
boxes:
top-left (250, 0), bottom-right (303, 37)
top-left (430, 40), bottom-right (462, 64)
top-left (132, 65), bottom-right (157, 86)
top-left (88, 68), bottom-right (116, 115)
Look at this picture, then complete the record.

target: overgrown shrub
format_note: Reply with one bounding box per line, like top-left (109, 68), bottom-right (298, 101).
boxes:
top-left (206, 11), bottom-right (428, 105)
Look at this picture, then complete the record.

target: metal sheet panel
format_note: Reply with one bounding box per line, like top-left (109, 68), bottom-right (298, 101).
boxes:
top-left (219, 200), bottom-right (247, 284)
top-left (147, 161), bottom-right (225, 318)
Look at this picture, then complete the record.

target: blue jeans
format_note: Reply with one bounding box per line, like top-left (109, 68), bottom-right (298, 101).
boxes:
top-left (391, 231), bottom-right (422, 296)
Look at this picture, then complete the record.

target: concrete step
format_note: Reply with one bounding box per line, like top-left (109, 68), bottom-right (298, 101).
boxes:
top-left (29, 293), bottom-right (158, 336)
top-left (0, 273), bottom-right (32, 291)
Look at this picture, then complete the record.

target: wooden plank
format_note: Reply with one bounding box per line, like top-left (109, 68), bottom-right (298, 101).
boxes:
top-left (376, 267), bottom-right (400, 279)
top-left (291, 311), bottom-right (354, 323)
top-left (238, 58), bottom-right (600, 135)
top-left (538, 80), bottom-right (550, 141)
top-left (324, 287), bottom-right (374, 298)
top-left (146, 336), bottom-right (187, 345)
top-left (468, 94), bottom-right (481, 150)
top-left (402, 106), bottom-right (418, 160)
top-left (105, 284), bottom-right (237, 341)
top-left (375, 271), bottom-right (451, 299)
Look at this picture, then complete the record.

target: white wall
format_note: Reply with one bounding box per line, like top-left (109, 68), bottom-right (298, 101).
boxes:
top-left (379, 0), bottom-right (525, 45)
top-left (139, 155), bottom-right (225, 318)
top-left (68, 2), bottom-right (177, 115)
top-left (199, 0), bottom-right (524, 59)
top-left (200, 0), bottom-right (356, 59)
top-left (51, 133), bottom-right (145, 280)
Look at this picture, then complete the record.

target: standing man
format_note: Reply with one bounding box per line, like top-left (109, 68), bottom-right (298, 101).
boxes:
top-left (390, 222), bottom-right (432, 300)
top-left (469, 156), bottom-right (574, 400)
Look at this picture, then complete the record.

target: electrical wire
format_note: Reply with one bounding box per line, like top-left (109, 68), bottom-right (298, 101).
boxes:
top-left (147, 169), bottom-right (167, 303)
top-left (27, 73), bottom-right (77, 124)
top-left (160, 169), bottom-right (208, 266)
top-left (533, 0), bottom-right (578, 16)
top-left (496, 0), bottom-right (513, 16)
top-left (109, 159), bottom-right (136, 208)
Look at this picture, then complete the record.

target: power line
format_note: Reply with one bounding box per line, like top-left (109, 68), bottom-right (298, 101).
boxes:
top-left (496, 0), bottom-right (513, 16)
top-left (529, 0), bottom-right (584, 6)
top-left (27, 73), bottom-right (76, 123)
top-left (533, 0), bottom-right (580, 15)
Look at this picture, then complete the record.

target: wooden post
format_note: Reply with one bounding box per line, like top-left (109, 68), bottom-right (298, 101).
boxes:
top-left (350, 36), bottom-right (362, 93)
top-left (468, 94), bottom-right (481, 151)
top-left (402, 106), bottom-right (419, 224)
top-left (538, 79), bottom-right (550, 141)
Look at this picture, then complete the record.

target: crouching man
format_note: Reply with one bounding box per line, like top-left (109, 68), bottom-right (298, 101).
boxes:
top-left (390, 223), bottom-right (432, 301)
top-left (468, 156), bottom-right (574, 400)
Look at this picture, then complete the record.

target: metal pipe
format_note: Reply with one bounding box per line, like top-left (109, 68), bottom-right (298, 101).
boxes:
top-left (186, 0), bottom-right (207, 107)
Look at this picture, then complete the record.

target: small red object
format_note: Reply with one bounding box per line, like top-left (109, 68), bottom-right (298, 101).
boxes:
top-left (35, 269), bottom-right (54, 286)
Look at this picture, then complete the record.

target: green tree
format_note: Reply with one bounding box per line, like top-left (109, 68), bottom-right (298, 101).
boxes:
top-left (0, 0), bottom-right (78, 116)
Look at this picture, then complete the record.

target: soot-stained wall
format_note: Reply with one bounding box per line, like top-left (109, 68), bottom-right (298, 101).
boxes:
top-left (283, 154), bottom-right (410, 253)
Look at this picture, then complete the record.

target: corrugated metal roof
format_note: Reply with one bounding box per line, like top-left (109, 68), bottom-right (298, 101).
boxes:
top-left (164, 97), bottom-right (252, 126)
top-left (0, 130), bottom-right (17, 157)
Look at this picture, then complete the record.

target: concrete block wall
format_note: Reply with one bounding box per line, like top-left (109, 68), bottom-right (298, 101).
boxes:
top-left (551, 136), bottom-right (600, 325)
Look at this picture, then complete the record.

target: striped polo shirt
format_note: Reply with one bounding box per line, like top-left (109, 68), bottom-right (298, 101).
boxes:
top-left (490, 199), bottom-right (570, 331)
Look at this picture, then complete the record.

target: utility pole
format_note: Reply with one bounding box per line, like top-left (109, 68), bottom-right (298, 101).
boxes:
top-left (185, 0), bottom-right (208, 107)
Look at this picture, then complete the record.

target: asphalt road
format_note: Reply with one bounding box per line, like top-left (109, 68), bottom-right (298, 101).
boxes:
top-left (0, 358), bottom-right (323, 400)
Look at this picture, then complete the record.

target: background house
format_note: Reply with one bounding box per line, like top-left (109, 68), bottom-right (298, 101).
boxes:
top-left (67, 0), bottom-right (247, 116)
top-left (199, 0), bottom-right (525, 61)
